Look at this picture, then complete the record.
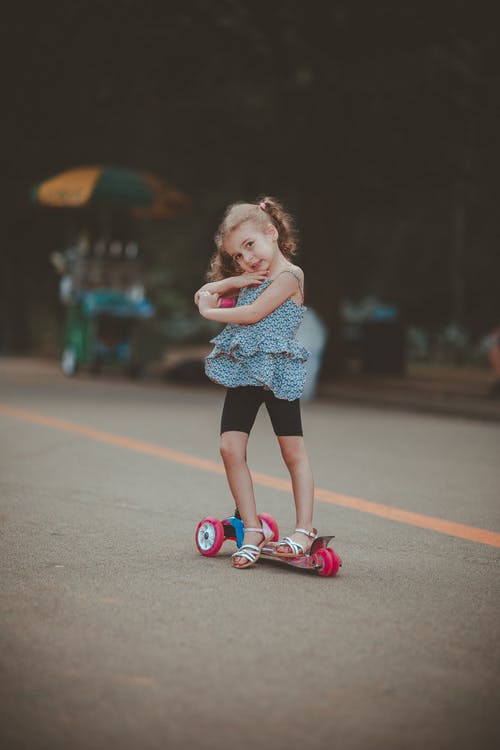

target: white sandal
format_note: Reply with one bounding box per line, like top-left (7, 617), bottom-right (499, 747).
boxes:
top-left (231, 520), bottom-right (273, 569)
top-left (274, 527), bottom-right (318, 557)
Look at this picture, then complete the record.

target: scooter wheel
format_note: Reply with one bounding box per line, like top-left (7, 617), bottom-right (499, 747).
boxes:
top-left (312, 548), bottom-right (334, 577)
top-left (195, 517), bottom-right (225, 557)
top-left (257, 513), bottom-right (279, 542)
top-left (327, 548), bottom-right (342, 576)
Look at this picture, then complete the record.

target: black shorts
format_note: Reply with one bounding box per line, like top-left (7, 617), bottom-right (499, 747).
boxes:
top-left (220, 386), bottom-right (303, 436)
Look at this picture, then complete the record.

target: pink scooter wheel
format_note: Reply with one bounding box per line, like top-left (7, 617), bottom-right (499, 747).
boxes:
top-left (195, 517), bottom-right (225, 557)
top-left (327, 548), bottom-right (342, 576)
top-left (257, 512), bottom-right (280, 542)
top-left (312, 548), bottom-right (334, 577)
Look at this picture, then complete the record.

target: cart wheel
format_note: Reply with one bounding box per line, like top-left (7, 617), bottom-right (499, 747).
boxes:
top-left (257, 513), bottom-right (279, 542)
top-left (195, 517), bottom-right (225, 557)
top-left (327, 548), bottom-right (342, 576)
top-left (61, 347), bottom-right (78, 376)
top-left (312, 548), bottom-right (334, 577)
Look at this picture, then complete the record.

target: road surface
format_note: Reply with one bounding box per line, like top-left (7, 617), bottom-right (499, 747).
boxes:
top-left (1, 358), bottom-right (499, 750)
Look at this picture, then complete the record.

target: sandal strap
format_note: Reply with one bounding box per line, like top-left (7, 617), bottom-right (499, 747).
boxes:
top-left (275, 528), bottom-right (318, 556)
top-left (232, 544), bottom-right (260, 563)
top-left (232, 551), bottom-right (256, 563)
top-left (245, 519), bottom-right (273, 541)
top-left (295, 528), bottom-right (318, 539)
top-left (278, 536), bottom-right (306, 556)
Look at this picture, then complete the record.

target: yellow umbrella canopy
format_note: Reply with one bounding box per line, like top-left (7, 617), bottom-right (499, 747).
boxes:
top-left (30, 165), bottom-right (188, 217)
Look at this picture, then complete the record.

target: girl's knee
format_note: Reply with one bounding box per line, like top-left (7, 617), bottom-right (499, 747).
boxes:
top-left (220, 433), bottom-right (246, 463)
top-left (280, 440), bottom-right (306, 468)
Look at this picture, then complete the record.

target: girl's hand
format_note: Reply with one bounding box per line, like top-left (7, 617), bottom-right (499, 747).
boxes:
top-left (194, 285), bottom-right (210, 305)
top-left (193, 270), bottom-right (267, 306)
top-left (235, 270), bottom-right (269, 289)
top-left (197, 290), bottom-right (219, 315)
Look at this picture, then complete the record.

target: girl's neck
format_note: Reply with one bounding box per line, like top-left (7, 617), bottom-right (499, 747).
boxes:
top-left (268, 250), bottom-right (291, 279)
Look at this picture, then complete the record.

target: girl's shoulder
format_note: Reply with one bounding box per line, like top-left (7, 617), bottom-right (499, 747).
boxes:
top-left (273, 264), bottom-right (304, 302)
top-left (281, 263), bottom-right (304, 290)
top-left (290, 264), bottom-right (304, 281)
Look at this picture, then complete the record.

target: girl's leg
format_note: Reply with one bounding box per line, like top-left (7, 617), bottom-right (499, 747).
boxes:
top-left (220, 431), bottom-right (266, 567)
top-left (277, 435), bottom-right (316, 551)
top-left (220, 431), bottom-right (258, 524)
top-left (265, 393), bottom-right (315, 551)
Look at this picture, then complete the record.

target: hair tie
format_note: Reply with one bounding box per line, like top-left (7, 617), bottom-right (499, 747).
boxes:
top-left (259, 201), bottom-right (267, 211)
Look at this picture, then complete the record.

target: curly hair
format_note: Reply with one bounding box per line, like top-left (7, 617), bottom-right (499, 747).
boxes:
top-left (207, 196), bottom-right (298, 281)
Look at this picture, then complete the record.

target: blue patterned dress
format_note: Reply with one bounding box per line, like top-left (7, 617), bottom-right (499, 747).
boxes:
top-left (205, 273), bottom-right (310, 401)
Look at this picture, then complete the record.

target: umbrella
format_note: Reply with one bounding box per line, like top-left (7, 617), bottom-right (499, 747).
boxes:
top-left (30, 165), bottom-right (188, 218)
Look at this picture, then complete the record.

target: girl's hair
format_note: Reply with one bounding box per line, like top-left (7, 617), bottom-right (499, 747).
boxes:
top-left (207, 196), bottom-right (298, 281)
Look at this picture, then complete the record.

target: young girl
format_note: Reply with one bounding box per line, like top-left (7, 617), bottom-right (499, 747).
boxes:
top-left (194, 197), bottom-right (317, 569)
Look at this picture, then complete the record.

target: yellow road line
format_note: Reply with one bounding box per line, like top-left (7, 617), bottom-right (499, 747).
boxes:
top-left (1, 403), bottom-right (499, 548)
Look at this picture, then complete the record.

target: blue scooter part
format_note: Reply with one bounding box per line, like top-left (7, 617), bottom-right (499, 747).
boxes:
top-left (225, 516), bottom-right (245, 548)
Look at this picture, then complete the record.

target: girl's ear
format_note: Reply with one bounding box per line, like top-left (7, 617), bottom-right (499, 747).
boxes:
top-left (265, 224), bottom-right (278, 241)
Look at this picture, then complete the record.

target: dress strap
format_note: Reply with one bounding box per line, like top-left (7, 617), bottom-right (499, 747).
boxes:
top-left (276, 268), bottom-right (304, 300)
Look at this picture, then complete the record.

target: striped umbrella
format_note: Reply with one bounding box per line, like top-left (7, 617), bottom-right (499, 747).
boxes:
top-left (30, 165), bottom-right (188, 218)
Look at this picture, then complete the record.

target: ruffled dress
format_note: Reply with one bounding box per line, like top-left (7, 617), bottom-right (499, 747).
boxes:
top-left (205, 278), bottom-right (310, 401)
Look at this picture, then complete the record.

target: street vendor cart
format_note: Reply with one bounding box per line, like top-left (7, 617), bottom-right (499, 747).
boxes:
top-left (54, 236), bottom-right (154, 376)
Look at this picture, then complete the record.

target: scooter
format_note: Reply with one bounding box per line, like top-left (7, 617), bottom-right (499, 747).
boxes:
top-left (195, 511), bottom-right (341, 577)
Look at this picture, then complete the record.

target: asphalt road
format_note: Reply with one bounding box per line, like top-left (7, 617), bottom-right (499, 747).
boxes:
top-left (1, 358), bottom-right (499, 750)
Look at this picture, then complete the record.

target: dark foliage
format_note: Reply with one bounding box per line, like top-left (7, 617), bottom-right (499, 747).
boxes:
top-left (1, 1), bottom-right (499, 367)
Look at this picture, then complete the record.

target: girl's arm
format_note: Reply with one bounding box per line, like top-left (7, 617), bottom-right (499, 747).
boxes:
top-left (193, 270), bottom-right (269, 305)
top-left (193, 278), bottom-right (236, 305)
top-left (198, 272), bottom-right (302, 324)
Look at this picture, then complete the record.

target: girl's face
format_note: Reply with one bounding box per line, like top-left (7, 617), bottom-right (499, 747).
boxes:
top-left (224, 221), bottom-right (279, 274)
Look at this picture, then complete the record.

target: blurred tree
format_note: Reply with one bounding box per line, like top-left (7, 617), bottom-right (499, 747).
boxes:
top-left (1, 0), bottom-right (498, 366)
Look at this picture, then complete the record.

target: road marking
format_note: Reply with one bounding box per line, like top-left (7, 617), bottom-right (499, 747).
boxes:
top-left (1, 403), bottom-right (499, 549)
